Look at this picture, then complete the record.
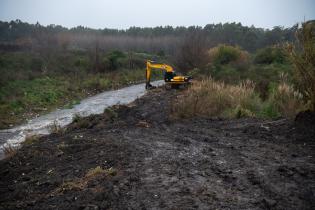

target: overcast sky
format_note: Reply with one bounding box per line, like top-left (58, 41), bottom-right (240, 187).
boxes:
top-left (0, 0), bottom-right (314, 29)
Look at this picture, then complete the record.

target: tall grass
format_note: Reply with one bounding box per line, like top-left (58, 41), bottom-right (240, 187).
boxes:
top-left (287, 21), bottom-right (315, 110)
top-left (172, 77), bottom-right (261, 118)
top-left (266, 82), bottom-right (307, 118)
top-left (172, 77), bottom-right (307, 119)
top-left (3, 144), bottom-right (17, 159)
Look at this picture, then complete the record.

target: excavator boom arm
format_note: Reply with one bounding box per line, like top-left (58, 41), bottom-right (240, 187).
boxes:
top-left (146, 61), bottom-right (174, 88)
top-left (145, 60), bottom-right (191, 89)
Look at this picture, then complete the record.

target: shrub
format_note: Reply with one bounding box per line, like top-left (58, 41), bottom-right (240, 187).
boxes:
top-left (209, 65), bottom-right (241, 84)
top-left (287, 21), bottom-right (315, 110)
top-left (172, 77), bottom-right (261, 119)
top-left (206, 45), bottom-right (249, 82)
top-left (188, 68), bottom-right (203, 79)
top-left (254, 46), bottom-right (287, 64)
top-left (107, 50), bottom-right (126, 70)
top-left (208, 44), bottom-right (249, 65)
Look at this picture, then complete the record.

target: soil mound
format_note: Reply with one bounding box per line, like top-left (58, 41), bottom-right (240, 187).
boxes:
top-left (295, 110), bottom-right (315, 126)
top-left (295, 110), bottom-right (315, 141)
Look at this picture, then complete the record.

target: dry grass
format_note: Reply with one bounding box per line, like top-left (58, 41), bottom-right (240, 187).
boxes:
top-left (269, 82), bottom-right (307, 118)
top-left (23, 134), bottom-right (40, 145)
top-left (49, 120), bottom-right (65, 134)
top-left (172, 77), bottom-right (261, 118)
top-left (86, 166), bottom-right (106, 178)
top-left (71, 114), bottom-right (91, 129)
top-left (3, 135), bottom-right (41, 159)
top-left (287, 21), bottom-right (315, 111)
top-left (3, 144), bottom-right (17, 159)
top-left (52, 166), bottom-right (116, 194)
top-left (172, 76), bottom-right (308, 119)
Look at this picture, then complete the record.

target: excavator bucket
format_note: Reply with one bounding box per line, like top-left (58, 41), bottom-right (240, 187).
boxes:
top-left (145, 83), bottom-right (156, 90)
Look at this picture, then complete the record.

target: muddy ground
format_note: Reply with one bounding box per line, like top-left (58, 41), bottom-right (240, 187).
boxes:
top-left (0, 88), bottom-right (315, 210)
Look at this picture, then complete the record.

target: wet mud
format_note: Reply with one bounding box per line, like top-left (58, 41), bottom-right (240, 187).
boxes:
top-left (0, 88), bottom-right (314, 210)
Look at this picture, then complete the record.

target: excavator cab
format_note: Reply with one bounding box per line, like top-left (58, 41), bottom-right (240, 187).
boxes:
top-left (164, 71), bottom-right (176, 82)
top-left (146, 60), bottom-right (191, 89)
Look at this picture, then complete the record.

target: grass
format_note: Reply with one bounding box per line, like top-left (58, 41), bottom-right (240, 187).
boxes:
top-left (104, 107), bottom-right (118, 120)
top-left (71, 114), bottom-right (91, 129)
top-left (53, 166), bottom-right (116, 194)
top-left (265, 82), bottom-right (308, 118)
top-left (172, 77), bottom-right (261, 119)
top-left (287, 21), bottom-right (315, 111)
top-left (3, 144), bottom-right (17, 159)
top-left (72, 114), bottom-right (83, 123)
top-left (49, 120), bottom-right (66, 134)
top-left (0, 68), bottom-right (148, 129)
top-left (64, 99), bottom-right (80, 109)
top-left (23, 134), bottom-right (40, 145)
top-left (172, 77), bottom-right (307, 119)
top-left (0, 49), bottom-right (163, 129)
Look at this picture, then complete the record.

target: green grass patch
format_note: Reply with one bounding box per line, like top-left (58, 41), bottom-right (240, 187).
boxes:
top-left (0, 68), bottom-right (151, 129)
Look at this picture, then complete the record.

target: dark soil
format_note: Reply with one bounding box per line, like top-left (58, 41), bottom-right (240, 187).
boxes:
top-left (1, 88), bottom-right (315, 210)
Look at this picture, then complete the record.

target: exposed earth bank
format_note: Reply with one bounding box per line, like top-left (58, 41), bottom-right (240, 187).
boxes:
top-left (0, 88), bottom-right (315, 210)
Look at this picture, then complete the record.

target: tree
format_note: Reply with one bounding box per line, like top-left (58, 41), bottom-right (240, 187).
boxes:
top-left (174, 30), bottom-right (209, 72)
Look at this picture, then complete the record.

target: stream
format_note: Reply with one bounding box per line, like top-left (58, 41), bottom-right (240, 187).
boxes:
top-left (0, 80), bottom-right (164, 159)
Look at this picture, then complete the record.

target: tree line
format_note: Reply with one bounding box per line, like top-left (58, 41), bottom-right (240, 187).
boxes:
top-left (0, 19), bottom-right (298, 55)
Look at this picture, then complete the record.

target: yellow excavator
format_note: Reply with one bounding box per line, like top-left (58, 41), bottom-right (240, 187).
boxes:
top-left (145, 60), bottom-right (192, 89)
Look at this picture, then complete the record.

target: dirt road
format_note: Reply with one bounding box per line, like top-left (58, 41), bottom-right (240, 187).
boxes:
top-left (0, 88), bottom-right (314, 210)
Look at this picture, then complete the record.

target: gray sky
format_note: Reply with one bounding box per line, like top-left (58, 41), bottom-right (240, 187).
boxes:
top-left (0, 0), bottom-right (314, 29)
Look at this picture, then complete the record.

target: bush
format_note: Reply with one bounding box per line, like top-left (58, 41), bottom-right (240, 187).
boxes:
top-left (206, 45), bottom-right (250, 82)
top-left (287, 21), bottom-right (315, 110)
top-left (208, 44), bottom-right (249, 65)
top-left (107, 50), bottom-right (126, 70)
top-left (209, 65), bottom-right (241, 84)
top-left (254, 46), bottom-right (287, 64)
